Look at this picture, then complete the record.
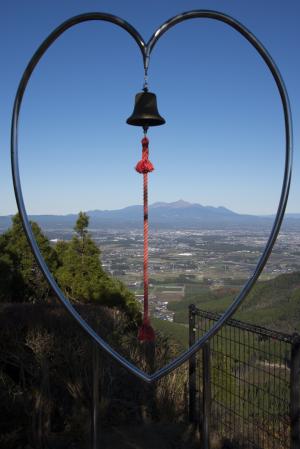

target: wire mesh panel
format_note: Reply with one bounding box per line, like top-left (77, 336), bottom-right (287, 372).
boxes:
top-left (192, 308), bottom-right (295, 449)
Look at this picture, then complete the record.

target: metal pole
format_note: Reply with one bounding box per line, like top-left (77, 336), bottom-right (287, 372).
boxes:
top-left (189, 304), bottom-right (197, 424)
top-left (92, 344), bottom-right (100, 449)
top-left (202, 341), bottom-right (211, 449)
top-left (290, 333), bottom-right (300, 449)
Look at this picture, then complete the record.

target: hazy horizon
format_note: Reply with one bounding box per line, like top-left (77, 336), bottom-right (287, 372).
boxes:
top-left (1, 199), bottom-right (300, 217)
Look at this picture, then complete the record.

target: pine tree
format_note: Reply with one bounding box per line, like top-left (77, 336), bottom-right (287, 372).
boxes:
top-left (56, 212), bottom-right (104, 302)
top-left (55, 212), bottom-right (140, 322)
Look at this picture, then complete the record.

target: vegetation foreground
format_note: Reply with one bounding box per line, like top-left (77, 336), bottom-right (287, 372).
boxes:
top-left (0, 213), bottom-right (299, 448)
top-left (0, 214), bottom-right (195, 448)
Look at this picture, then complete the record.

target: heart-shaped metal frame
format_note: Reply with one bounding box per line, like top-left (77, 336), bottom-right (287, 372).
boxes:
top-left (11, 10), bottom-right (293, 384)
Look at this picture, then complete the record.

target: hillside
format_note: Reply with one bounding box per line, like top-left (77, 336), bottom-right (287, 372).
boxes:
top-left (0, 304), bottom-right (191, 448)
top-left (167, 271), bottom-right (300, 336)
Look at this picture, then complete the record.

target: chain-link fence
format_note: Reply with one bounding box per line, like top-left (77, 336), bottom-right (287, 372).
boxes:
top-left (188, 305), bottom-right (300, 449)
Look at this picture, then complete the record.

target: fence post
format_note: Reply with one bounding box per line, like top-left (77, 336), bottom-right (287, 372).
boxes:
top-left (92, 343), bottom-right (100, 449)
top-left (201, 341), bottom-right (211, 449)
top-left (290, 333), bottom-right (300, 449)
top-left (189, 304), bottom-right (197, 424)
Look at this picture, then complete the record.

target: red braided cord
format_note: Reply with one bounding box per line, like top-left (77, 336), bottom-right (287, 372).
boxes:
top-left (135, 136), bottom-right (155, 342)
top-left (143, 172), bottom-right (149, 323)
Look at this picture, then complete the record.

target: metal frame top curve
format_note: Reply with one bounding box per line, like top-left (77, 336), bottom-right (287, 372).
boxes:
top-left (11, 10), bottom-right (293, 384)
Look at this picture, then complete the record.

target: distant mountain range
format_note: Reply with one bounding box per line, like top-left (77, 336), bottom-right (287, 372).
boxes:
top-left (1, 200), bottom-right (299, 230)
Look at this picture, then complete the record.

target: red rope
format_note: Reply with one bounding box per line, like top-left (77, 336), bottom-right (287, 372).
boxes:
top-left (135, 136), bottom-right (155, 342)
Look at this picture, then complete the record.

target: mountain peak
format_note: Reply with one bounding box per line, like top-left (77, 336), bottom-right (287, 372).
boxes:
top-left (151, 200), bottom-right (194, 209)
top-left (170, 200), bottom-right (193, 208)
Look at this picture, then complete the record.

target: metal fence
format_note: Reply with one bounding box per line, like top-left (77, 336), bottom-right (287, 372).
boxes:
top-left (188, 305), bottom-right (300, 449)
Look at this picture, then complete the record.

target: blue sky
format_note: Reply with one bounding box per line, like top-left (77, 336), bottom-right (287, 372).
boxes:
top-left (0, 0), bottom-right (299, 215)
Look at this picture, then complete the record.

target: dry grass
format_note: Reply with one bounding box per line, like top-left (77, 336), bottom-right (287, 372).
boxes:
top-left (0, 303), bottom-right (191, 448)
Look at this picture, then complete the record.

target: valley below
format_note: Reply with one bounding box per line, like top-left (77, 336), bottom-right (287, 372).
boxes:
top-left (44, 224), bottom-right (300, 342)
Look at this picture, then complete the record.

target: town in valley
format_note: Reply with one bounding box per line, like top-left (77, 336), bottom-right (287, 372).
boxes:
top-left (47, 226), bottom-right (300, 322)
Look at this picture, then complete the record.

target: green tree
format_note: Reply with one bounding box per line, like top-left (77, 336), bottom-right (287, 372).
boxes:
top-left (56, 212), bottom-right (140, 322)
top-left (56, 212), bottom-right (104, 302)
top-left (0, 214), bottom-right (58, 303)
top-left (74, 211), bottom-right (89, 239)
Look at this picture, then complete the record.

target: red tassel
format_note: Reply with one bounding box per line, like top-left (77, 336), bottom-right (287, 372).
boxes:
top-left (135, 159), bottom-right (154, 174)
top-left (135, 135), bottom-right (154, 174)
top-left (138, 321), bottom-right (155, 342)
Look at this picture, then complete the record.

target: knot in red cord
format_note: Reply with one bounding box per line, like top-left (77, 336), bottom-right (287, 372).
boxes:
top-left (135, 136), bottom-right (154, 174)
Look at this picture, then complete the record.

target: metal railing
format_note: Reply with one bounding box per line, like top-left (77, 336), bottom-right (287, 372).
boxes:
top-left (189, 305), bottom-right (300, 449)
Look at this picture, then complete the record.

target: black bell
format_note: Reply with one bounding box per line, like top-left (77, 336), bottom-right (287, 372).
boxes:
top-left (126, 91), bottom-right (166, 128)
